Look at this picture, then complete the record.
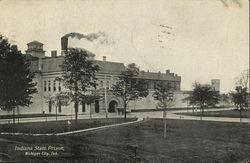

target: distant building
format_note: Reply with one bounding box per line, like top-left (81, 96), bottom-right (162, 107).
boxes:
top-left (0, 38), bottom-right (181, 115)
top-left (211, 79), bottom-right (220, 92)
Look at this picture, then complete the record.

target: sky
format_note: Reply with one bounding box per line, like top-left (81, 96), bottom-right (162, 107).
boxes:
top-left (0, 0), bottom-right (249, 93)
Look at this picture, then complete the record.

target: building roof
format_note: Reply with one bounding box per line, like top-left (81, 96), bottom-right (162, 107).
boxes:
top-left (138, 71), bottom-right (181, 81)
top-left (93, 60), bottom-right (125, 74)
top-left (27, 41), bottom-right (44, 45)
top-left (28, 55), bottom-right (180, 81)
top-left (38, 56), bottom-right (125, 75)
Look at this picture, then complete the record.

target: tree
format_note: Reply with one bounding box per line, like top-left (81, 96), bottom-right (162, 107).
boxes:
top-left (230, 86), bottom-right (248, 122)
top-left (59, 49), bottom-right (99, 124)
top-left (220, 93), bottom-right (230, 107)
top-left (187, 82), bottom-right (220, 120)
top-left (111, 63), bottom-right (148, 119)
top-left (235, 69), bottom-right (249, 89)
top-left (153, 81), bottom-right (174, 139)
top-left (0, 35), bottom-right (37, 124)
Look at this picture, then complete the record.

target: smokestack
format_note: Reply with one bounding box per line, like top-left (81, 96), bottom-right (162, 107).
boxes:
top-left (61, 36), bottom-right (68, 51)
top-left (51, 50), bottom-right (57, 57)
top-left (103, 56), bottom-right (106, 61)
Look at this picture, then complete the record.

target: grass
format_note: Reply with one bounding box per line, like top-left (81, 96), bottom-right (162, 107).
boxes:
top-left (0, 119), bottom-right (250, 162)
top-left (0, 118), bottom-right (136, 134)
top-left (177, 110), bottom-right (250, 118)
top-left (0, 114), bottom-right (65, 119)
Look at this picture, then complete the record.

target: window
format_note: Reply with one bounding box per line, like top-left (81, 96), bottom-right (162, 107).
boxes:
top-left (154, 81), bottom-right (157, 89)
top-left (82, 102), bottom-right (86, 112)
top-left (100, 81), bottom-right (103, 87)
top-left (95, 100), bottom-right (99, 113)
top-left (58, 101), bottom-right (61, 113)
top-left (106, 81), bottom-right (110, 89)
top-left (44, 81), bottom-right (47, 92)
top-left (58, 82), bottom-right (61, 92)
top-left (53, 80), bottom-right (56, 92)
top-left (49, 101), bottom-right (52, 112)
top-left (48, 81), bottom-right (51, 92)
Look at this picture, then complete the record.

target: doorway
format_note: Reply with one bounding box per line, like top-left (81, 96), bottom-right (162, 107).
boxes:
top-left (108, 100), bottom-right (117, 113)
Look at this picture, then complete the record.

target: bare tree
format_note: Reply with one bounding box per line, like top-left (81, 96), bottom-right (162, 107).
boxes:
top-left (235, 69), bottom-right (249, 89)
top-left (153, 82), bottom-right (174, 139)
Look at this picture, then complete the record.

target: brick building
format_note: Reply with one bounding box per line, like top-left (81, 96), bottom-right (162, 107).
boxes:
top-left (0, 39), bottom-right (181, 116)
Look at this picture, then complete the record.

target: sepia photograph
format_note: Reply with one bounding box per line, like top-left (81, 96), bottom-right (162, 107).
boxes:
top-left (0, 0), bottom-right (249, 162)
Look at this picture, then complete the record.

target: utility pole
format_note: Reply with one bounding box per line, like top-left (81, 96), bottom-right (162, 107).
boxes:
top-left (163, 95), bottom-right (167, 139)
top-left (104, 74), bottom-right (108, 118)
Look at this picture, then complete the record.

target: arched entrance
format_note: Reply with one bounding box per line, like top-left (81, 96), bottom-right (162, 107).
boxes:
top-left (108, 100), bottom-right (118, 113)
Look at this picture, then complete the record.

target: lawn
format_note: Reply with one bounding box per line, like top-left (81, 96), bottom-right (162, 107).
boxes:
top-left (177, 110), bottom-right (250, 118)
top-left (0, 114), bottom-right (65, 119)
top-left (0, 118), bottom-right (136, 134)
top-left (0, 119), bottom-right (250, 162)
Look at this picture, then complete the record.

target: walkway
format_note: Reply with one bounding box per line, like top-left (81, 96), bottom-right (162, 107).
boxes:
top-left (129, 108), bottom-right (250, 123)
top-left (1, 108), bottom-right (249, 125)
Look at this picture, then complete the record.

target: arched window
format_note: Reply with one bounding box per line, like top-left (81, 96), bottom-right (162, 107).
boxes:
top-left (95, 100), bottom-right (99, 113)
top-left (44, 81), bottom-right (47, 92)
top-left (48, 81), bottom-right (51, 92)
top-left (58, 82), bottom-right (61, 91)
top-left (106, 81), bottom-right (110, 89)
top-left (53, 80), bottom-right (56, 92)
top-left (82, 102), bottom-right (86, 112)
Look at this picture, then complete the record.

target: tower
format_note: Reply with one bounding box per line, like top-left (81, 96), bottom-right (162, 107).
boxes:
top-left (25, 41), bottom-right (45, 71)
top-left (25, 41), bottom-right (45, 58)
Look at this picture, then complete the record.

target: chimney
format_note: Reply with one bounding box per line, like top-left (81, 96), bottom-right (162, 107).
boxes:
top-left (166, 69), bottom-right (170, 74)
top-left (103, 56), bottom-right (106, 61)
top-left (51, 50), bottom-right (57, 57)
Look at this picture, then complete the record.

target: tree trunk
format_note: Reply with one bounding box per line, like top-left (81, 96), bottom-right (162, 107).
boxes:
top-left (200, 107), bottom-right (203, 120)
top-left (240, 104), bottom-right (242, 123)
top-left (163, 110), bottom-right (167, 139)
top-left (74, 82), bottom-right (78, 125)
top-left (124, 101), bottom-right (127, 120)
top-left (56, 106), bottom-right (58, 121)
top-left (17, 106), bottom-right (19, 123)
top-left (90, 104), bottom-right (92, 119)
top-left (74, 100), bottom-right (78, 125)
top-left (13, 108), bottom-right (15, 124)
